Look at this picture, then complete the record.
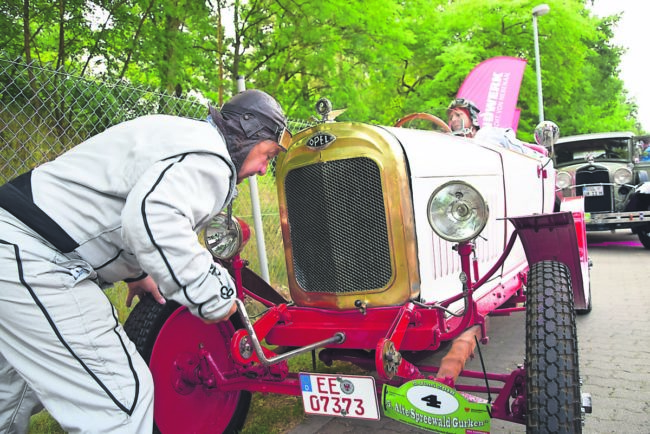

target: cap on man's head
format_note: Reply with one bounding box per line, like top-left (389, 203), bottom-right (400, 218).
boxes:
top-left (221, 89), bottom-right (291, 150)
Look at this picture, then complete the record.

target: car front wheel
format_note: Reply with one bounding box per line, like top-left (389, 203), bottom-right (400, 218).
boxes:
top-left (526, 260), bottom-right (583, 433)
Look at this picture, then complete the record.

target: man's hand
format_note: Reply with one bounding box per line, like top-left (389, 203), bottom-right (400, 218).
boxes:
top-left (126, 275), bottom-right (166, 307)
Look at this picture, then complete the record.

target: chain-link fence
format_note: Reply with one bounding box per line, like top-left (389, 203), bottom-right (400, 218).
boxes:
top-left (0, 57), bottom-right (299, 289)
top-left (0, 58), bottom-right (210, 182)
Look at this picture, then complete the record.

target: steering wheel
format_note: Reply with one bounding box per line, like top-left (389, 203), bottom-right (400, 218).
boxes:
top-left (394, 113), bottom-right (452, 133)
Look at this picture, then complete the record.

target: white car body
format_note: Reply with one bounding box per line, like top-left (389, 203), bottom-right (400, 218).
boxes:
top-left (390, 127), bottom-right (556, 306)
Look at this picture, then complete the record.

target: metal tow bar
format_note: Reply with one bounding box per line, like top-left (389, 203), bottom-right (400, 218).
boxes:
top-left (234, 298), bottom-right (346, 366)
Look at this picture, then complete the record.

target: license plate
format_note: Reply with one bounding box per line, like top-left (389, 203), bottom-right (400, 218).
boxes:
top-left (583, 185), bottom-right (604, 197)
top-left (299, 373), bottom-right (380, 420)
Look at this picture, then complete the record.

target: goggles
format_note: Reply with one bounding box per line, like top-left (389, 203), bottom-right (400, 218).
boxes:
top-left (448, 98), bottom-right (473, 110)
top-left (275, 126), bottom-right (293, 151)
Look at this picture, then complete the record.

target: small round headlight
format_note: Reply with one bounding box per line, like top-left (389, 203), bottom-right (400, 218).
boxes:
top-left (613, 167), bottom-right (633, 185)
top-left (202, 213), bottom-right (250, 259)
top-left (556, 171), bottom-right (572, 190)
top-left (427, 181), bottom-right (489, 242)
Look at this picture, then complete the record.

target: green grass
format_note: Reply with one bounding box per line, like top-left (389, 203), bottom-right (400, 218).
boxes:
top-left (28, 412), bottom-right (65, 433)
top-left (235, 173), bottom-right (288, 286)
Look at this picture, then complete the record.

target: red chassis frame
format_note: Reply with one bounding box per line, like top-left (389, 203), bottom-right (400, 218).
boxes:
top-left (161, 210), bottom-right (587, 426)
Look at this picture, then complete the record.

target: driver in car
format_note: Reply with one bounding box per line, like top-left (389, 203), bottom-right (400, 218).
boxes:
top-left (0, 89), bottom-right (289, 433)
top-left (446, 98), bottom-right (481, 138)
top-left (446, 97), bottom-right (546, 157)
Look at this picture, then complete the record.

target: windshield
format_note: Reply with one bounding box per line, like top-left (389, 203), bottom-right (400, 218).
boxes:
top-left (555, 137), bottom-right (630, 166)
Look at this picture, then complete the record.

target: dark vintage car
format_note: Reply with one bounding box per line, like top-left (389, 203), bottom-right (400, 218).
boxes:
top-left (554, 131), bottom-right (650, 248)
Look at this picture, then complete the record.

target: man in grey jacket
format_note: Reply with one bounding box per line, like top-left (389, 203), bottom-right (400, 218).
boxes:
top-left (0, 89), bottom-right (289, 433)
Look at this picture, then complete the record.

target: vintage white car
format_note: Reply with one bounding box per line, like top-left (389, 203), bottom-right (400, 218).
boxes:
top-left (125, 101), bottom-right (592, 433)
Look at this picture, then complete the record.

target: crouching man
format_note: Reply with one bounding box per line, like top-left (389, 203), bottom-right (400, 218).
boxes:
top-left (0, 89), bottom-right (290, 432)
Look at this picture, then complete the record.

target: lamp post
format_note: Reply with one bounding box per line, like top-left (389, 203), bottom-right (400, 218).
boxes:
top-left (532, 3), bottom-right (550, 123)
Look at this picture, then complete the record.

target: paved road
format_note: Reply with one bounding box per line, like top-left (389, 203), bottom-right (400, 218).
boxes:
top-left (288, 230), bottom-right (650, 433)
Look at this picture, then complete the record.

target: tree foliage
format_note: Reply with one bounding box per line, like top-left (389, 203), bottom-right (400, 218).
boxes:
top-left (0, 0), bottom-right (642, 137)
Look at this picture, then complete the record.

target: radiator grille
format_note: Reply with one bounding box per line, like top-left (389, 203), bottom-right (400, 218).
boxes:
top-left (284, 157), bottom-right (392, 293)
top-left (576, 165), bottom-right (611, 212)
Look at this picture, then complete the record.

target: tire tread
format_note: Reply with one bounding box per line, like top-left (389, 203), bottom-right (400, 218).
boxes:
top-left (526, 261), bottom-right (582, 434)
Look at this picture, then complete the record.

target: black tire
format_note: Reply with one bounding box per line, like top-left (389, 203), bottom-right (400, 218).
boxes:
top-left (637, 226), bottom-right (650, 249)
top-left (124, 295), bottom-right (251, 433)
top-left (526, 261), bottom-right (582, 434)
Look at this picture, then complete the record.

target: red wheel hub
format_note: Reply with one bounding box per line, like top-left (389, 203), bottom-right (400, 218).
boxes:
top-left (150, 307), bottom-right (243, 432)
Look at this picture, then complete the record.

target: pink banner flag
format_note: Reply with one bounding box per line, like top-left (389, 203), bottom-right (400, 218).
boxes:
top-left (512, 108), bottom-right (521, 130)
top-left (457, 56), bottom-right (527, 132)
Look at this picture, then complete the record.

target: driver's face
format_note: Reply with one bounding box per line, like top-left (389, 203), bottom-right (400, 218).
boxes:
top-left (237, 139), bottom-right (283, 183)
top-left (447, 108), bottom-right (472, 133)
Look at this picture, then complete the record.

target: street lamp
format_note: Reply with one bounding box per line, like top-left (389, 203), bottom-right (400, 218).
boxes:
top-left (532, 3), bottom-right (550, 123)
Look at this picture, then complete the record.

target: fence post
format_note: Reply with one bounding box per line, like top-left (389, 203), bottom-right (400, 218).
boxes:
top-left (237, 76), bottom-right (271, 283)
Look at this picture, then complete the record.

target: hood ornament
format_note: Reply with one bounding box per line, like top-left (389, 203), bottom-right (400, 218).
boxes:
top-left (313, 97), bottom-right (347, 122)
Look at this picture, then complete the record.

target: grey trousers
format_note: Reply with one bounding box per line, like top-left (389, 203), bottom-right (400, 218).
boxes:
top-left (0, 210), bottom-right (153, 433)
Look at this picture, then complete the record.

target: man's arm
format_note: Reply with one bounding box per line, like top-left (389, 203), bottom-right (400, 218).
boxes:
top-left (121, 153), bottom-right (237, 323)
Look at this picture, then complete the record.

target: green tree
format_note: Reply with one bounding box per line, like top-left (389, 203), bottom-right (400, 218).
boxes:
top-left (229, 0), bottom-right (415, 123)
top-left (0, 0), bottom-right (643, 134)
top-left (388, 0), bottom-right (638, 139)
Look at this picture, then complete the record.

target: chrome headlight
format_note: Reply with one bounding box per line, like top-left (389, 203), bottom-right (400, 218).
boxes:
top-left (427, 181), bottom-right (489, 242)
top-left (613, 167), bottom-right (633, 185)
top-left (556, 171), bottom-right (572, 190)
top-left (202, 213), bottom-right (250, 260)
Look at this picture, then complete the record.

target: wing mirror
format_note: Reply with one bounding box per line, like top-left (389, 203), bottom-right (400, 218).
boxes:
top-left (534, 120), bottom-right (560, 157)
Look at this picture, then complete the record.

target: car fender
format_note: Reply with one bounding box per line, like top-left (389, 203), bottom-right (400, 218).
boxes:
top-left (508, 210), bottom-right (590, 311)
top-left (634, 181), bottom-right (650, 194)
